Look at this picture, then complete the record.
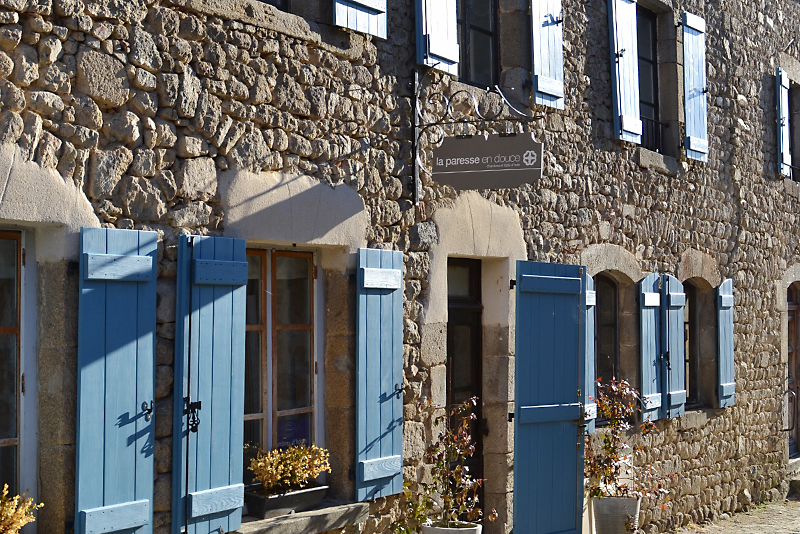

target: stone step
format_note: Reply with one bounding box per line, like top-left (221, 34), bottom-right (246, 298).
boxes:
top-left (790, 478), bottom-right (800, 498)
top-left (789, 457), bottom-right (800, 477)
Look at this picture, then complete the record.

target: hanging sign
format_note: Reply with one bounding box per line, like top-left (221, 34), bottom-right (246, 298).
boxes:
top-left (432, 133), bottom-right (543, 190)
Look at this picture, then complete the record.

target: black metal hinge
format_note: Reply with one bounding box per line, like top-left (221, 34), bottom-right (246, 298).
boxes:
top-left (510, 279), bottom-right (517, 290)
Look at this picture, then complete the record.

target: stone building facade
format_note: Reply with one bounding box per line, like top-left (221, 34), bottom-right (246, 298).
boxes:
top-left (0, 0), bottom-right (798, 533)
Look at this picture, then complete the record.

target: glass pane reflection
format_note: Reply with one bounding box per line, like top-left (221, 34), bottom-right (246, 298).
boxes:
top-left (0, 335), bottom-right (16, 439)
top-left (275, 256), bottom-right (311, 325)
top-left (244, 331), bottom-right (262, 415)
top-left (276, 330), bottom-right (312, 411)
top-left (276, 413), bottom-right (311, 448)
top-left (0, 239), bottom-right (17, 328)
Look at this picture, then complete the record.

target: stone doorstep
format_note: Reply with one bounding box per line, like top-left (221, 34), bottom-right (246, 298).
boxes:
top-left (789, 457), bottom-right (800, 478)
top-left (236, 501), bottom-right (370, 534)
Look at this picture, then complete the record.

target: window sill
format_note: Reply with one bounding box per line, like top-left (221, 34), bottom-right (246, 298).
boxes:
top-left (636, 147), bottom-right (679, 176)
top-left (238, 500), bottom-right (369, 534)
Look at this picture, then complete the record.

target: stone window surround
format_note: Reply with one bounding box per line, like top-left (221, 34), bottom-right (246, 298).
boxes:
top-left (778, 53), bottom-right (800, 188)
top-left (777, 264), bottom-right (800, 436)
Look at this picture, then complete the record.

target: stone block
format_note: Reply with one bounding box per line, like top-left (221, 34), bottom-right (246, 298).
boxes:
top-left (483, 452), bottom-right (513, 494)
top-left (419, 322), bottom-right (446, 367)
top-left (482, 402), bottom-right (513, 454)
top-left (176, 156), bottom-right (216, 200)
top-left (153, 474), bottom-right (171, 512)
top-left (155, 365), bottom-right (173, 400)
top-left (429, 364), bottom-right (446, 408)
top-left (88, 147), bottom-right (133, 199)
top-left (325, 406), bottom-right (355, 501)
top-left (325, 338), bottom-right (355, 409)
top-left (483, 355), bottom-right (513, 403)
top-left (37, 443), bottom-right (75, 534)
top-left (155, 396), bottom-right (173, 439)
top-left (483, 491), bottom-right (513, 534)
top-left (170, 201), bottom-right (212, 228)
top-left (155, 437), bottom-right (172, 474)
top-left (76, 47), bottom-right (129, 108)
top-left (403, 421), bottom-right (425, 463)
top-left (129, 26), bottom-right (161, 72)
top-left (38, 347), bottom-right (78, 445)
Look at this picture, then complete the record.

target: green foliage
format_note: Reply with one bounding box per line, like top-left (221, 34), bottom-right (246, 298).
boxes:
top-left (392, 397), bottom-right (498, 533)
top-left (584, 379), bottom-right (675, 504)
top-left (0, 484), bottom-right (43, 534)
top-left (247, 442), bottom-right (331, 496)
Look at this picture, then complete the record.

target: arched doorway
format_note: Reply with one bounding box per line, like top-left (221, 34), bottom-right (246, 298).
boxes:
top-left (787, 284), bottom-right (800, 456)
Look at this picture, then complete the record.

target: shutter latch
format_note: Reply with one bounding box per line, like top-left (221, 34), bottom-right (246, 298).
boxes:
top-left (142, 400), bottom-right (154, 422)
top-left (185, 397), bottom-right (202, 432)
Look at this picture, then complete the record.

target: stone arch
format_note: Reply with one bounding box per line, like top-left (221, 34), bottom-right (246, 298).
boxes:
top-left (677, 248), bottom-right (721, 288)
top-left (580, 243), bottom-right (642, 283)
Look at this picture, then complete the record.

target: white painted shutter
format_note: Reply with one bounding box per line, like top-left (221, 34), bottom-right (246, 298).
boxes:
top-left (778, 67), bottom-right (792, 177)
top-left (532, 0), bottom-right (565, 109)
top-left (608, 0), bottom-right (641, 143)
top-left (415, 0), bottom-right (459, 76)
top-left (683, 12), bottom-right (708, 162)
top-left (333, 0), bottom-right (387, 39)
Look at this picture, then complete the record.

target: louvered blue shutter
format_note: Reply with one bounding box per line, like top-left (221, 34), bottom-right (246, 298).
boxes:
top-left (583, 273), bottom-right (597, 434)
top-left (415, 0), bottom-right (459, 76)
top-left (639, 273), bottom-right (661, 421)
top-left (661, 275), bottom-right (686, 419)
top-left (608, 0), bottom-right (641, 143)
top-left (532, 0), bottom-right (565, 109)
top-left (333, 0), bottom-right (386, 39)
top-left (514, 261), bottom-right (584, 534)
top-left (356, 248), bottom-right (403, 500)
top-left (683, 12), bottom-right (708, 162)
top-left (778, 67), bottom-right (792, 177)
top-left (172, 236), bottom-right (247, 534)
top-left (76, 228), bottom-right (157, 534)
top-left (717, 279), bottom-right (735, 408)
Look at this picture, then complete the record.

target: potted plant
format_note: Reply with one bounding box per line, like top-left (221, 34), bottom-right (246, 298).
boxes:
top-left (0, 484), bottom-right (43, 534)
top-left (584, 379), bottom-right (674, 533)
top-left (244, 442), bottom-right (331, 519)
top-left (392, 397), bottom-right (497, 534)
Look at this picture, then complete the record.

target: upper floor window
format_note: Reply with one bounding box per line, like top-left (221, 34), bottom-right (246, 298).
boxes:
top-left (244, 249), bottom-right (316, 477)
top-left (595, 273), bottom-right (619, 383)
top-left (457, 0), bottom-right (498, 88)
top-left (0, 232), bottom-right (20, 495)
top-left (637, 5), bottom-right (662, 153)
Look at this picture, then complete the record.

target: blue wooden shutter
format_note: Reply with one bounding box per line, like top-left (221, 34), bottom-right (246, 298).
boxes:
top-left (76, 227), bottom-right (157, 534)
top-left (356, 248), bottom-right (403, 500)
top-left (415, 0), bottom-right (459, 76)
top-left (661, 275), bottom-right (686, 419)
top-left (172, 236), bottom-right (247, 534)
top-left (333, 0), bottom-right (387, 39)
top-left (639, 273), bottom-right (661, 422)
top-left (583, 274), bottom-right (596, 434)
top-left (532, 0), bottom-right (565, 109)
top-left (514, 261), bottom-right (584, 534)
top-left (778, 67), bottom-right (792, 177)
top-left (608, 0), bottom-right (641, 143)
top-left (717, 279), bottom-right (735, 408)
top-left (683, 11), bottom-right (708, 162)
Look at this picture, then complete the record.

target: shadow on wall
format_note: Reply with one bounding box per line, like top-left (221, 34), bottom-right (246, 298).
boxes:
top-left (218, 170), bottom-right (369, 252)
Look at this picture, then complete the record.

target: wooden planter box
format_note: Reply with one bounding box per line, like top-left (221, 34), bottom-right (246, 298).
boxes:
top-left (244, 485), bottom-right (329, 519)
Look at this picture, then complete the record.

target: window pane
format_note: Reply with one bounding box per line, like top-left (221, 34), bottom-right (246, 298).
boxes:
top-left (469, 0), bottom-right (492, 30)
top-left (243, 419), bottom-right (263, 484)
top-left (639, 61), bottom-right (656, 104)
top-left (637, 14), bottom-right (655, 61)
top-left (0, 335), bottom-right (17, 439)
top-left (0, 239), bottom-right (17, 328)
top-left (246, 255), bottom-right (262, 326)
top-left (457, 0), bottom-right (463, 19)
top-left (595, 277), bottom-right (617, 383)
top-left (276, 413), bottom-right (311, 448)
top-left (276, 330), bottom-right (312, 411)
top-left (448, 265), bottom-right (471, 298)
top-left (275, 256), bottom-right (311, 325)
top-left (450, 325), bottom-right (473, 403)
top-left (469, 29), bottom-right (494, 88)
top-left (0, 445), bottom-right (15, 495)
top-left (244, 331), bottom-right (262, 415)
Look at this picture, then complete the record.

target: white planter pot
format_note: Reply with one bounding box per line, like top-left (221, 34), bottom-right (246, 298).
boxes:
top-left (421, 523), bottom-right (482, 534)
top-left (592, 496), bottom-right (641, 534)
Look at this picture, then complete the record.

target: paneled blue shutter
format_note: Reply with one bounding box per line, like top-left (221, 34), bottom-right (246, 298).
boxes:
top-left (532, 0), bottom-right (565, 109)
top-left (333, 0), bottom-right (387, 39)
top-left (76, 227), bottom-right (157, 534)
top-left (356, 248), bottom-right (403, 500)
top-left (415, 0), bottom-right (459, 76)
top-left (683, 12), bottom-right (708, 162)
top-left (639, 273), bottom-right (661, 422)
top-left (172, 236), bottom-right (247, 534)
top-left (778, 67), bottom-right (792, 177)
top-left (514, 261), bottom-right (584, 534)
top-left (583, 274), bottom-right (597, 434)
top-left (608, 0), bottom-right (641, 143)
top-left (717, 279), bottom-right (735, 408)
top-left (661, 275), bottom-right (686, 419)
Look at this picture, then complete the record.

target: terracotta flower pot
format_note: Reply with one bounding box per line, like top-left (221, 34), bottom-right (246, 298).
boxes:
top-left (244, 485), bottom-right (328, 519)
top-left (421, 522), bottom-right (482, 534)
top-left (592, 496), bottom-right (641, 534)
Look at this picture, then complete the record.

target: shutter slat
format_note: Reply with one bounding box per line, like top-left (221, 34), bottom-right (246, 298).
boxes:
top-left (639, 273), bottom-right (661, 421)
top-left (188, 484), bottom-right (244, 519)
top-left (193, 259), bottom-right (247, 285)
top-left (356, 248), bottom-right (404, 500)
top-left (778, 68), bottom-right (792, 176)
top-left (717, 279), bottom-right (735, 407)
top-left (333, 0), bottom-right (387, 39)
top-left (583, 275), bottom-right (596, 434)
top-left (661, 274), bottom-right (686, 419)
top-left (76, 228), bottom-right (156, 534)
top-left (683, 11), bottom-right (708, 162)
top-left (609, 0), bottom-right (641, 143)
top-left (532, 0), bottom-right (565, 108)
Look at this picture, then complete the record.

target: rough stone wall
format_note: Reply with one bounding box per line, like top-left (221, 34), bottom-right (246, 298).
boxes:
top-left (1, 0), bottom-right (797, 532)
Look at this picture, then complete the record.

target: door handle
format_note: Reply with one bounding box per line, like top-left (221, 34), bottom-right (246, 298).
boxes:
top-left (782, 390), bottom-right (797, 433)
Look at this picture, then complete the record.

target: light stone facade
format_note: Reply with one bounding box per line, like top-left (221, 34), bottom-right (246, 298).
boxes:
top-left (0, 0), bottom-right (798, 533)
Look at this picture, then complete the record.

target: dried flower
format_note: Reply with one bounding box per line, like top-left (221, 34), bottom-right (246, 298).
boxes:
top-left (248, 443), bottom-right (331, 496)
top-left (0, 484), bottom-right (43, 534)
